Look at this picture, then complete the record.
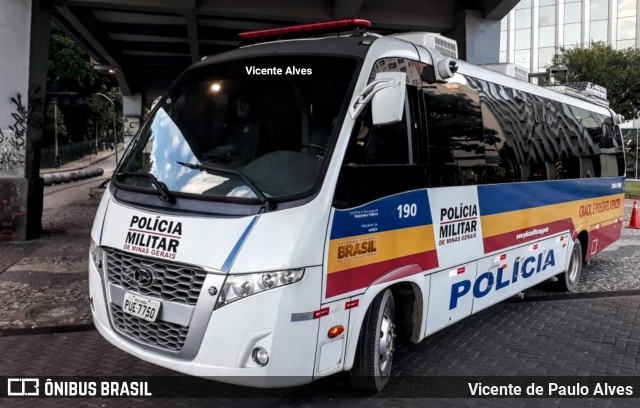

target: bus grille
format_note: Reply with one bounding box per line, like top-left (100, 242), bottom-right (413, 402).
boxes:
top-left (104, 249), bottom-right (206, 305)
top-left (110, 304), bottom-right (188, 351)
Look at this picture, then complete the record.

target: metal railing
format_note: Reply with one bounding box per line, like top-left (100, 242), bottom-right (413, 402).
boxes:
top-left (40, 137), bottom-right (116, 169)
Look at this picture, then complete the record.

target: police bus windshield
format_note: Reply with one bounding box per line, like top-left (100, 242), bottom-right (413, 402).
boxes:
top-left (115, 56), bottom-right (358, 204)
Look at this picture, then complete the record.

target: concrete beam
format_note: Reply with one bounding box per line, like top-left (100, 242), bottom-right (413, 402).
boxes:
top-left (93, 10), bottom-right (185, 25)
top-left (108, 33), bottom-right (189, 43)
top-left (66, 0), bottom-right (192, 13)
top-left (198, 18), bottom-right (281, 31)
top-left (334, 0), bottom-right (366, 19)
top-left (482, 0), bottom-right (520, 20)
top-left (54, 5), bottom-right (133, 95)
top-left (186, 12), bottom-right (200, 63)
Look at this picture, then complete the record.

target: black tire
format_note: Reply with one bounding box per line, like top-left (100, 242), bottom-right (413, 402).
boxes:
top-left (556, 239), bottom-right (582, 292)
top-left (350, 289), bottom-right (396, 393)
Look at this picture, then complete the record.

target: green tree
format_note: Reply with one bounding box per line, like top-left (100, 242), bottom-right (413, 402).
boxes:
top-left (553, 42), bottom-right (640, 118)
top-left (44, 27), bottom-right (121, 147)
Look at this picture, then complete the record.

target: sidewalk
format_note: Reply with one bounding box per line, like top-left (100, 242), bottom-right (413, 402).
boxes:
top-left (40, 144), bottom-right (124, 175)
top-left (0, 149), bottom-right (122, 333)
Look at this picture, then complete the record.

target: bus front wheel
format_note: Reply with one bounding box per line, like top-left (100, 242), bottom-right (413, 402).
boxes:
top-left (350, 288), bottom-right (396, 393)
top-left (556, 239), bottom-right (582, 292)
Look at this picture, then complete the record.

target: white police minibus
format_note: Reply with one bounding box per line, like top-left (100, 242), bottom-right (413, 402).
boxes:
top-left (89, 19), bottom-right (625, 392)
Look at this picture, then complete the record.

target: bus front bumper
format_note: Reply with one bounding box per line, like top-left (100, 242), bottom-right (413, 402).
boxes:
top-left (89, 261), bottom-right (322, 388)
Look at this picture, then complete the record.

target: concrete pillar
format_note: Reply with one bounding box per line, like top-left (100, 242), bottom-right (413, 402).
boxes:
top-left (122, 93), bottom-right (144, 147)
top-left (449, 9), bottom-right (501, 65)
top-left (0, 0), bottom-right (50, 240)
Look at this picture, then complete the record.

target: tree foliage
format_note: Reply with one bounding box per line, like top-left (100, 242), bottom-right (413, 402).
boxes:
top-left (553, 42), bottom-right (640, 118)
top-left (44, 27), bottom-right (122, 147)
top-left (47, 31), bottom-right (95, 90)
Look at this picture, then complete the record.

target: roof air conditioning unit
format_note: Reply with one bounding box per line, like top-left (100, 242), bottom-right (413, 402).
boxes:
top-left (393, 33), bottom-right (458, 59)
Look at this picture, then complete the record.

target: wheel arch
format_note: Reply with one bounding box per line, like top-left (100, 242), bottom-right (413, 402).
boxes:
top-left (343, 275), bottom-right (425, 371)
top-left (575, 229), bottom-right (589, 262)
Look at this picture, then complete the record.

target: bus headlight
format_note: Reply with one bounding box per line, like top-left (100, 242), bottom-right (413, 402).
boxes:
top-left (89, 239), bottom-right (104, 274)
top-left (216, 268), bottom-right (304, 308)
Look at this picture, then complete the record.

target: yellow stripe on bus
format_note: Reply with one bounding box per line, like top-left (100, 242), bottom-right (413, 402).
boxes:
top-left (481, 194), bottom-right (624, 238)
top-left (328, 224), bottom-right (435, 274)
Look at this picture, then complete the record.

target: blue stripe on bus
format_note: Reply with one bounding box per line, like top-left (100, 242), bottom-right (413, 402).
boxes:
top-left (330, 189), bottom-right (431, 239)
top-left (478, 177), bottom-right (624, 216)
top-left (221, 215), bottom-right (259, 272)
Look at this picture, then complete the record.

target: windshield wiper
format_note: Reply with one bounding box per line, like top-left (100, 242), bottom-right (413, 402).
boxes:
top-left (115, 172), bottom-right (176, 204)
top-left (176, 161), bottom-right (277, 210)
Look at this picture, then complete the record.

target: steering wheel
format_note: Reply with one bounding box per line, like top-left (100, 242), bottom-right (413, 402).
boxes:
top-left (300, 143), bottom-right (326, 153)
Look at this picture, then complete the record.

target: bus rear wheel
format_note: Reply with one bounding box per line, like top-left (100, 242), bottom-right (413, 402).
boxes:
top-left (556, 239), bottom-right (582, 292)
top-left (350, 289), bottom-right (396, 393)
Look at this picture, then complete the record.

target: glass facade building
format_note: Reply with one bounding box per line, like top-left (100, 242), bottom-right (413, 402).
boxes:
top-left (500, 0), bottom-right (640, 73)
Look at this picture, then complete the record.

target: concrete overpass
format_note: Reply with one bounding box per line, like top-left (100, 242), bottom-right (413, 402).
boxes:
top-left (0, 0), bottom-right (518, 240)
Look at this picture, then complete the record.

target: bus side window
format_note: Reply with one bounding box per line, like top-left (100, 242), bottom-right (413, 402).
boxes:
top-left (422, 78), bottom-right (485, 186)
top-left (334, 89), bottom-right (426, 209)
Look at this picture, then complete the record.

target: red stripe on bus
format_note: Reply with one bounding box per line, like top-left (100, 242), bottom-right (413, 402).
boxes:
top-left (586, 220), bottom-right (622, 259)
top-left (482, 219), bottom-right (574, 253)
top-left (326, 250), bottom-right (438, 298)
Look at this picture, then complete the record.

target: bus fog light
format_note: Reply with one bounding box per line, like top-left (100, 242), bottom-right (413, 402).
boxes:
top-left (252, 347), bottom-right (269, 366)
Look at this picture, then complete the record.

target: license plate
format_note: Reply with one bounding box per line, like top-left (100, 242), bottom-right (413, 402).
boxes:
top-left (122, 292), bottom-right (161, 322)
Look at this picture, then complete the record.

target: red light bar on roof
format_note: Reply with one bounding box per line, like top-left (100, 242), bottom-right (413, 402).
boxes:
top-left (238, 18), bottom-right (372, 40)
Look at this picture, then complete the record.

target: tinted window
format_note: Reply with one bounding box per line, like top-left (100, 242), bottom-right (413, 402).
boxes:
top-left (422, 75), bottom-right (485, 186)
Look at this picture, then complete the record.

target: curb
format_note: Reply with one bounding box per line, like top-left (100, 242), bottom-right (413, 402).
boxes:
top-left (42, 168), bottom-right (104, 186)
top-left (40, 148), bottom-right (122, 176)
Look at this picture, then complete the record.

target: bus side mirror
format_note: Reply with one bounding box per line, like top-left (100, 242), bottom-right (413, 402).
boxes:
top-left (371, 72), bottom-right (406, 126)
top-left (349, 72), bottom-right (406, 124)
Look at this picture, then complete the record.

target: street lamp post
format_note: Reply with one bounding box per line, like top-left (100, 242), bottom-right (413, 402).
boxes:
top-left (95, 93), bottom-right (118, 166)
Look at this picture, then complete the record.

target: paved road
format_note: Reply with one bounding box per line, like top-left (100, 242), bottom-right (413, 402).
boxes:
top-left (2, 292), bottom-right (640, 407)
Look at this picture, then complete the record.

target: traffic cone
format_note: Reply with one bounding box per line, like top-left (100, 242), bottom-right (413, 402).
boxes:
top-left (629, 201), bottom-right (640, 229)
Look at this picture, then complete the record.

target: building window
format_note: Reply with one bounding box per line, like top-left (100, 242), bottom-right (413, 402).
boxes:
top-left (539, 26), bottom-right (556, 47)
top-left (515, 49), bottom-right (531, 67)
top-left (515, 28), bottom-right (532, 49)
top-left (618, 0), bottom-right (636, 18)
top-left (538, 47), bottom-right (556, 69)
top-left (590, 20), bottom-right (608, 43)
top-left (516, 0), bottom-right (532, 9)
top-left (618, 16), bottom-right (636, 39)
top-left (564, 23), bottom-right (581, 45)
top-left (540, 0), bottom-right (557, 6)
top-left (565, 2), bottom-right (582, 24)
top-left (539, 6), bottom-right (556, 27)
top-left (617, 39), bottom-right (635, 48)
top-left (500, 31), bottom-right (507, 51)
top-left (591, 0), bottom-right (610, 20)
top-left (515, 8), bottom-right (532, 29)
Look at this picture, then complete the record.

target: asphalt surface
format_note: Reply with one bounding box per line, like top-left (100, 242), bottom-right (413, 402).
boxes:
top-left (1, 292), bottom-right (640, 406)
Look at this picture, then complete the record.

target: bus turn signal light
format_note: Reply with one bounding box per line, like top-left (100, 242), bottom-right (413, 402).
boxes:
top-left (328, 325), bottom-right (344, 338)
